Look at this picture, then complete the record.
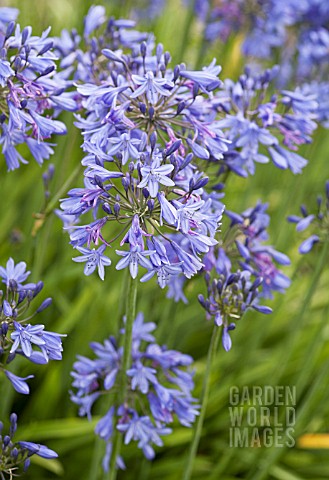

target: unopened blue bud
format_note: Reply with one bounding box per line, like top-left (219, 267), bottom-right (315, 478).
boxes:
top-left (173, 65), bottom-right (180, 82)
top-left (40, 66), bottom-right (55, 77)
top-left (38, 41), bottom-right (53, 56)
top-left (111, 70), bottom-right (118, 86)
top-left (6, 21), bottom-right (15, 38)
top-left (227, 273), bottom-right (238, 285)
top-left (121, 177), bottom-right (129, 191)
top-left (1, 322), bottom-right (8, 335)
top-left (142, 188), bottom-right (149, 199)
top-left (212, 182), bottom-right (225, 191)
top-left (192, 82), bottom-right (199, 98)
top-left (17, 290), bottom-right (27, 304)
top-left (21, 27), bottom-right (30, 45)
top-left (102, 203), bottom-right (112, 214)
top-left (140, 41), bottom-right (147, 57)
top-left (13, 56), bottom-right (22, 71)
top-left (114, 203), bottom-right (120, 216)
top-left (91, 38), bottom-right (97, 53)
top-left (7, 352), bottom-right (16, 364)
top-left (10, 413), bottom-right (17, 436)
top-left (48, 164), bottom-right (55, 179)
top-left (12, 447), bottom-right (18, 459)
top-left (34, 281), bottom-right (44, 296)
top-left (198, 294), bottom-right (206, 307)
top-left (166, 140), bottom-right (181, 156)
top-left (194, 177), bottom-right (209, 190)
top-left (164, 51), bottom-right (171, 65)
top-left (156, 43), bottom-right (163, 62)
top-left (3, 300), bottom-right (12, 317)
top-left (139, 102), bottom-right (146, 114)
top-left (177, 101), bottom-right (185, 115)
top-left (300, 204), bottom-right (308, 216)
top-left (217, 280), bottom-right (223, 293)
top-left (251, 277), bottom-right (263, 290)
top-left (150, 132), bottom-right (157, 149)
top-left (147, 199), bottom-right (154, 212)
top-left (36, 297), bottom-right (52, 313)
top-left (94, 175), bottom-right (103, 188)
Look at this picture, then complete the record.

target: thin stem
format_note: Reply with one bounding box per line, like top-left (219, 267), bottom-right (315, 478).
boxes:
top-left (108, 275), bottom-right (137, 480)
top-left (182, 325), bottom-right (221, 480)
top-left (175, 0), bottom-right (197, 65)
top-left (45, 163), bottom-right (82, 216)
top-left (195, 1), bottom-right (213, 69)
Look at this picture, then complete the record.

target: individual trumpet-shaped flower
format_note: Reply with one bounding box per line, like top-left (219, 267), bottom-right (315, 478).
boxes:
top-left (4, 371), bottom-right (34, 395)
top-left (138, 156), bottom-right (175, 198)
top-left (131, 71), bottom-right (173, 104)
top-left (72, 245), bottom-right (112, 280)
top-left (115, 246), bottom-right (154, 279)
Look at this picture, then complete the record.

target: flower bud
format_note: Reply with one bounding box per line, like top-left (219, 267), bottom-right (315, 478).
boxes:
top-left (36, 298), bottom-right (52, 313)
top-left (5, 21), bottom-right (15, 38)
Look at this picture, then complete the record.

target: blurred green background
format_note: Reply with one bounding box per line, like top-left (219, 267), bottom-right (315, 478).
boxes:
top-left (1, 1), bottom-right (329, 479)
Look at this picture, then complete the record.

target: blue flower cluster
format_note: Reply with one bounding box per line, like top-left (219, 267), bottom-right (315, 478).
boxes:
top-left (288, 180), bottom-right (329, 253)
top-left (0, 412), bottom-right (57, 478)
top-left (58, 9), bottom-right (228, 289)
top-left (215, 67), bottom-right (317, 176)
top-left (0, 7), bottom-right (76, 171)
top-left (224, 202), bottom-right (291, 299)
top-left (54, 5), bottom-right (150, 84)
top-left (200, 0), bottom-right (328, 127)
top-left (71, 312), bottom-right (198, 471)
top-left (0, 258), bottom-right (66, 394)
top-left (197, 200), bottom-right (291, 350)
top-left (58, 7), bottom-right (312, 294)
top-left (204, 0), bottom-right (329, 80)
top-left (198, 254), bottom-right (272, 351)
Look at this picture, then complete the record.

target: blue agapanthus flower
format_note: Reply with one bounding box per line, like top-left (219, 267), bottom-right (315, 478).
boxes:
top-left (225, 201), bottom-right (291, 299)
top-left (0, 7), bottom-right (77, 171)
top-left (215, 67), bottom-right (317, 177)
top-left (0, 258), bottom-right (66, 394)
top-left (56, 6), bottom-right (319, 292)
top-left (71, 312), bottom-right (198, 471)
top-left (199, 248), bottom-right (272, 351)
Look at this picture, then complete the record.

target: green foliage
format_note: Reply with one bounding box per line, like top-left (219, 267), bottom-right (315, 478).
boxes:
top-left (1, 0), bottom-right (329, 479)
